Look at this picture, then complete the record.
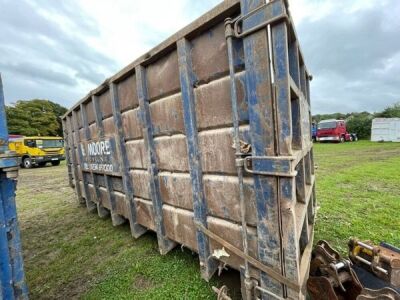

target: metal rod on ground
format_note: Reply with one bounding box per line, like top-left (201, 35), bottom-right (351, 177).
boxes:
top-left (225, 18), bottom-right (252, 299)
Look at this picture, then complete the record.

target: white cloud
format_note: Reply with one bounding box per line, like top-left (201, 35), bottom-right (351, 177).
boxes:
top-left (76, 0), bottom-right (222, 67)
top-left (1, 0), bottom-right (399, 114)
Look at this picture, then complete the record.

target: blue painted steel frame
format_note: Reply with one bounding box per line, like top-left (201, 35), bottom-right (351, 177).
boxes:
top-left (65, 113), bottom-right (85, 205)
top-left (0, 75), bottom-right (8, 154)
top-left (109, 82), bottom-right (147, 237)
top-left (61, 119), bottom-right (74, 188)
top-left (77, 107), bottom-right (97, 212)
top-left (0, 74), bottom-right (28, 299)
top-left (91, 96), bottom-right (112, 218)
top-left (271, 12), bottom-right (302, 299)
top-left (177, 38), bottom-right (217, 280)
top-left (135, 65), bottom-right (176, 255)
top-left (239, 1), bottom-right (309, 298)
top-left (240, 0), bottom-right (284, 296)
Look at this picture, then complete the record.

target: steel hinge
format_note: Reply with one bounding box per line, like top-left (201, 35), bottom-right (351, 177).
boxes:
top-left (226, 0), bottom-right (288, 39)
top-left (244, 156), bottom-right (297, 177)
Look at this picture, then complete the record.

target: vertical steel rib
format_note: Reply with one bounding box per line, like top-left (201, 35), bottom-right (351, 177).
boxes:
top-left (224, 18), bottom-right (252, 299)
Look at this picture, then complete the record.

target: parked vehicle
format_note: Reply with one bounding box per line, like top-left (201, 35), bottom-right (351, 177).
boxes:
top-left (8, 136), bottom-right (65, 168)
top-left (312, 122), bottom-right (317, 142)
top-left (62, 0), bottom-right (316, 298)
top-left (371, 118), bottom-right (400, 142)
top-left (317, 119), bottom-right (356, 143)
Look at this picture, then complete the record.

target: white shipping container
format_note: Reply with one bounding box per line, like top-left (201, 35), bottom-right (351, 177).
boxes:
top-left (371, 118), bottom-right (400, 142)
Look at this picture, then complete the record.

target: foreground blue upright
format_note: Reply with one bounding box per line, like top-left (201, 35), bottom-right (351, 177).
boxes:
top-left (0, 74), bottom-right (29, 299)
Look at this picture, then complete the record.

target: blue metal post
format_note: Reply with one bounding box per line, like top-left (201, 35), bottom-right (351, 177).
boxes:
top-left (0, 76), bottom-right (8, 155)
top-left (78, 105), bottom-right (97, 212)
top-left (135, 65), bottom-right (176, 255)
top-left (109, 82), bottom-right (147, 236)
top-left (177, 38), bottom-right (217, 280)
top-left (0, 74), bottom-right (29, 299)
top-left (65, 114), bottom-right (85, 205)
top-left (90, 96), bottom-right (111, 218)
top-left (240, 0), bottom-right (284, 297)
top-left (271, 15), bottom-right (301, 299)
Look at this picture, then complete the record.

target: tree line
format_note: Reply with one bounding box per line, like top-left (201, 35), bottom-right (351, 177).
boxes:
top-left (313, 102), bottom-right (400, 139)
top-left (6, 100), bottom-right (67, 137)
top-left (5, 99), bottom-right (400, 139)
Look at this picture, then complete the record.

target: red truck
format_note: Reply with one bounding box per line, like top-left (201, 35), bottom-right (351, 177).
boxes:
top-left (316, 119), bottom-right (357, 143)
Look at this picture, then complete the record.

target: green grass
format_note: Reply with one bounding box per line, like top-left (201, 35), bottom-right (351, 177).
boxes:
top-left (313, 141), bottom-right (400, 253)
top-left (16, 141), bottom-right (400, 299)
top-left (17, 162), bottom-right (227, 299)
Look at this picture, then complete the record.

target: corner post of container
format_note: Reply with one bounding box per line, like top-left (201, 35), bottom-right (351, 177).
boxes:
top-left (109, 82), bottom-right (147, 235)
top-left (239, 0), bottom-right (286, 297)
top-left (135, 65), bottom-right (176, 255)
top-left (270, 3), bottom-right (303, 298)
top-left (65, 112), bottom-right (85, 205)
top-left (288, 38), bottom-right (307, 204)
top-left (0, 74), bottom-right (29, 299)
top-left (176, 38), bottom-right (218, 281)
top-left (61, 118), bottom-right (74, 189)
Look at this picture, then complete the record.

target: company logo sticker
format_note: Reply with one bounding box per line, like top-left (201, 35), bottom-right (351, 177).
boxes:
top-left (79, 137), bottom-right (120, 174)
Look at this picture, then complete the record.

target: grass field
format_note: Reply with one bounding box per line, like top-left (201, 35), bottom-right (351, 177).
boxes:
top-left (16, 141), bottom-right (399, 299)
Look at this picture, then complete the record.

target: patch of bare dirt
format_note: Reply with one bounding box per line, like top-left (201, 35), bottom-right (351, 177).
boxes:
top-left (132, 273), bottom-right (155, 291)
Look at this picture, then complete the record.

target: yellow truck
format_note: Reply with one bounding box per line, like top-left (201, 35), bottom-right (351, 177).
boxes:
top-left (8, 136), bottom-right (65, 168)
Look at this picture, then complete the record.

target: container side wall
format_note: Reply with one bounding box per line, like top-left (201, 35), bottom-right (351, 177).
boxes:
top-left (62, 0), bottom-right (316, 297)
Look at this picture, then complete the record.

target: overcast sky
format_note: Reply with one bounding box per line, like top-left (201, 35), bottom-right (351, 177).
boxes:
top-left (0, 0), bottom-right (399, 114)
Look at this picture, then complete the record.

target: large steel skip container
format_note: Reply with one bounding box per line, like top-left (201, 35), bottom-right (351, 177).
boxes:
top-left (62, 0), bottom-right (316, 298)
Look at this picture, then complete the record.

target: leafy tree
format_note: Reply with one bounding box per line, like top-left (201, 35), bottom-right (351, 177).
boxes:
top-left (346, 113), bottom-right (373, 139)
top-left (375, 102), bottom-right (400, 118)
top-left (6, 100), bottom-right (67, 136)
top-left (313, 112), bottom-right (350, 123)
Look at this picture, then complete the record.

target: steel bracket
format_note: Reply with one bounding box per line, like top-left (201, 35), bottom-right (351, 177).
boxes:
top-left (0, 151), bottom-right (20, 179)
top-left (226, 0), bottom-right (288, 39)
top-left (244, 156), bottom-right (297, 177)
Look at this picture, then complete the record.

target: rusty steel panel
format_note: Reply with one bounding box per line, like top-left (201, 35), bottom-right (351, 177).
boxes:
top-left (130, 170), bottom-right (150, 200)
top-left (98, 186), bottom-right (111, 210)
top-left (73, 107), bottom-right (82, 129)
top-left (102, 117), bottom-right (115, 137)
top-left (113, 191), bottom-right (129, 218)
top-left (207, 217), bottom-right (258, 269)
top-left (117, 74), bottom-right (139, 111)
top-left (150, 93), bottom-right (185, 137)
top-left (84, 101), bottom-right (95, 125)
top-left (135, 198), bottom-right (155, 231)
top-left (163, 205), bottom-right (198, 251)
top-left (154, 135), bottom-right (189, 172)
top-left (195, 73), bottom-right (247, 130)
top-left (146, 50), bottom-right (180, 101)
top-left (110, 176), bottom-right (123, 193)
top-left (203, 175), bottom-right (257, 226)
top-left (121, 109), bottom-right (142, 140)
top-left (63, 0), bottom-right (316, 298)
top-left (98, 90), bottom-right (113, 119)
top-left (87, 183), bottom-right (96, 200)
top-left (191, 22), bottom-right (229, 83)
top-left (78, 128), bottom-right (85, 143)
top-left (95, 173), bottom-right (105, 187)
top-left (88, 123), bottom-right (98, 140)
top-left (125, 140), bottom-right (148, 169)
top-left (77, 165), bottom-right (83, 181)
top-left (74, 148), bottom-right (80, 165)
top-left (159, 173), bottom-right (192, 210)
